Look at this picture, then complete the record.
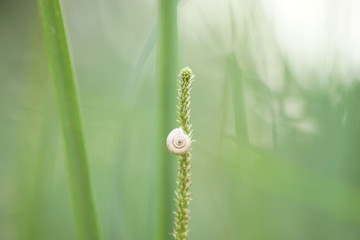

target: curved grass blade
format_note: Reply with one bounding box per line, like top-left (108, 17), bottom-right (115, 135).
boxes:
top-left (37, 1), bottom-right (101, 239)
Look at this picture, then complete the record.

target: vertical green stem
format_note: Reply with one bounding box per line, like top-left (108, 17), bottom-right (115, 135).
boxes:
top-left (228, 54), bottom-right (249, 146)
top-left (156, 0), bottom-right (178, 239)
top-left (173, 68), bottom-right (194, 240)
top-left (37, 1), bottom-right (101, 239)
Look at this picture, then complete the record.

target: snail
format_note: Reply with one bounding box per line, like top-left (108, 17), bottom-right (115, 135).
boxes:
top-left (166, 128), bottom-right (191, 155)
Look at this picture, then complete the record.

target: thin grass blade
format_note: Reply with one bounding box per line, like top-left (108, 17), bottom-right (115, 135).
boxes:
top-left (37, 0), bottom-right (101, 239)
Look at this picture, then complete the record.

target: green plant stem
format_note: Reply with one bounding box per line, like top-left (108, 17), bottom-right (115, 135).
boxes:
top-left (155, 0), bottom-right (178, 239)
top-left (227, 54), bottom-right (249, 146)
top-left (173, 67), bottom-right (194, 240)
top-left (37, 1), bottom-right (101, 239)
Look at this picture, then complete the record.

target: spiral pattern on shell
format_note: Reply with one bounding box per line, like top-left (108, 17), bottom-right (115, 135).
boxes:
top-left (166, 128), bottom-right (191, 156)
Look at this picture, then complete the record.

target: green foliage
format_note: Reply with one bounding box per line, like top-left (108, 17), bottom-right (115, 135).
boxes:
top-left (173, 67), bottom-right (194, 240)
top-left (37, 0), bottom-right (101, 239)
top-left (1, 0), bottom-right (360, 240)
top-left (154, 0), bottom-right (179, 239)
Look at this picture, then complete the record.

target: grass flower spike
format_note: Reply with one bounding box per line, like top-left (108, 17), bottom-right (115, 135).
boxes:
top-left (167, 67), bottom-right (194, 240)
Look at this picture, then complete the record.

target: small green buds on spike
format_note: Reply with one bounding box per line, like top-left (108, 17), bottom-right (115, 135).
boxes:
top-left (179, 67), bottom-right (194, 81)
top-left (172, 67), bottom-right (195, 240)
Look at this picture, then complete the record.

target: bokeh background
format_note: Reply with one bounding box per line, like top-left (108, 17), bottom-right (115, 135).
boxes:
top-left (2, 0), bottom-right (360, 239)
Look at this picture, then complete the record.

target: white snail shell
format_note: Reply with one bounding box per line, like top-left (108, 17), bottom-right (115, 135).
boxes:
top-left (166, 128), bottom-right (191, 156)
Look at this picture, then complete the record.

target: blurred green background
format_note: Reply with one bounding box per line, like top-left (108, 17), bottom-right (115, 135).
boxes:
top-left (1, 0), bottom-right (360, 239)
